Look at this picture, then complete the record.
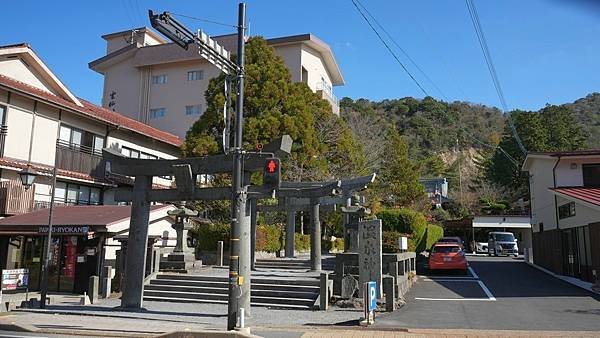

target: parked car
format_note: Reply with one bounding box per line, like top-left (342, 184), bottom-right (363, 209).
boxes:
top-left (428, 243), bottom-right (468, 274)
top-left (488, 231), bottom-right (519, 257)
top-left (436, 236), bottom-right (464, 248)
top-left (475, 241), bottom-right (488, 254)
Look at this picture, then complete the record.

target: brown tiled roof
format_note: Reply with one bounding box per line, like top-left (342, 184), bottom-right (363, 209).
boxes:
top-left (0, 157), bottom-right (100, 183)
top-left (0, 74), bottom-right (182, 147)
top-left (0, 204), bottom-right (172, 230)
top-left (0, 157), bottom-right (171, 189)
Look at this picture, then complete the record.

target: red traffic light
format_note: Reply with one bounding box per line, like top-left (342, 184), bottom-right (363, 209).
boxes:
top-left (265, 159), bottom-right (278, 173)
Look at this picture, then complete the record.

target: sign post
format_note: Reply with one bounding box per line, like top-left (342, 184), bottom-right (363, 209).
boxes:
top-left (1, 269), bottom-right (30, 307)
top-left (361, 281), bottom-right (377, 326)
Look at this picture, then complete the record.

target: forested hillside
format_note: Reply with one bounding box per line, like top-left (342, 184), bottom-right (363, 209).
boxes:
top-left (566, 93), bottom-right (600, 148)
top-left (340, 94), bottom-right (599, 214)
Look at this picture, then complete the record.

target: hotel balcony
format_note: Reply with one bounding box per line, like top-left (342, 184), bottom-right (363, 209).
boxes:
top-left (316, 82), bottom-right (340, 115)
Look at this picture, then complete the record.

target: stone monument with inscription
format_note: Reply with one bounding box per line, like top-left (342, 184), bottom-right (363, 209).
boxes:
top-left (358, 219), bottom-right (382, 298)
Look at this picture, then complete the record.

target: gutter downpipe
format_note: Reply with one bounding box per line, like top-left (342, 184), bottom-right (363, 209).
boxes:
top-left (552, 155), bottom-right (561, 274)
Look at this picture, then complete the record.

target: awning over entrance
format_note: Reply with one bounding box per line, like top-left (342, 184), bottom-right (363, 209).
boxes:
top-left (0, 204), bottom-right (172, 235)
top-left (550, 187), bottom-right (600, 212)
top-left (473, 215), bottom-right (531, 229)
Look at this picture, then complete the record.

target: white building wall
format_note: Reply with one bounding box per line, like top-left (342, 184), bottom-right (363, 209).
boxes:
top-left (528, 158), bottom-right (559, 232)
top-left (556, 195), bottom-right (600, 230)
top-left (4, 103), bottom-right (33, 161)
top-left (30, 104), bottom-right (60, 166)
top-left (555, 158), bottom-right (600, 187)
top-left (103, 206), bottom-right (177, 261)
top-left (301, 45), bottom-right (333, 92)
top-left (273, 44), bottom-right (302, 83)
top-left (0, 58), bottom-right (57, 94)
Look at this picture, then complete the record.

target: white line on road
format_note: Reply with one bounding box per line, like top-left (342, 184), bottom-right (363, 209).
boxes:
top-left (468, 266), bottom-right (479, 279)
top-left (421, 278), bottom-right (479, 282)
top-left (477, 280), bottom-right (497, 301)
top-left (414, 297), bottom-right (495, 301)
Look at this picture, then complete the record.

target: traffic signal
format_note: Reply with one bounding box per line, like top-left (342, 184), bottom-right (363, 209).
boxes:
top-left (263, 158), bottom-right (281, 190)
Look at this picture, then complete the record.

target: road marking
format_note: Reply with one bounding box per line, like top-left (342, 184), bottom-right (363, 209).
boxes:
top-left (414, 297), bottom-right (495, 301)
top-left (421, 278), bottom-right (478, 282)
top-left (468, 266), bottom-right (479, 279)
top-left (477, 280), bottom-right (496, 301)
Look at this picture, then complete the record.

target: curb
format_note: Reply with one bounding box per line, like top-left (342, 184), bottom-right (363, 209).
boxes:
top-left (526, 261), bottom-right (600, 295)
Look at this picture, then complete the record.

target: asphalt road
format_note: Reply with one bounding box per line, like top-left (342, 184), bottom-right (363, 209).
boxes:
top-left (375, 255), bottom-right (600, 331)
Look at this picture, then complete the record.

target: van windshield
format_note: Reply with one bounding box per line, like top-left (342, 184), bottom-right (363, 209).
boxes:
top-left (494, 234), bottom-right (515, 242)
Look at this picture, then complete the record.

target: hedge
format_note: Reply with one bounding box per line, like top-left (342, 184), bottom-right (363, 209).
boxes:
top-left (256, 224), bottom-right (283, 253)
top-left (323, 237), bottom-right (344, 252)
top-left (377, 209), bottom-right (443, 252)
top-left (196, 222), bottom-right (230, 251)
top-left (196, 223), bottom-right (353, 253)
top-left (426, 223), bottom-right (444, 249)
top-left (295, 233), bottom-right (311, 252)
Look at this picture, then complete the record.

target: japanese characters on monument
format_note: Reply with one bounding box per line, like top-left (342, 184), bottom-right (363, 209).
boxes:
top-left (358, 219), bottom-right (382, 298)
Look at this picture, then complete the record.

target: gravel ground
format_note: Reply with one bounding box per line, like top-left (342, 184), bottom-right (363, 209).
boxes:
top-left (19, 298), bottom-right (362, 329)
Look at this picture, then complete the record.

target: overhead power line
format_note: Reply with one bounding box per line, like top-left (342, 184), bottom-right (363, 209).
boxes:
top-left (465, 0), bottom-right (527, 156)
top-left (171, 12), bottom-right (240, 29)
top-left (354, 0), bottom-right (448, 101)
top-left (350, 0), bottom-right (429, 97)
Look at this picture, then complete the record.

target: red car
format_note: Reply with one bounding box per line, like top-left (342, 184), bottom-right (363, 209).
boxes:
top-left (428, 243), bottom-right (468, 274)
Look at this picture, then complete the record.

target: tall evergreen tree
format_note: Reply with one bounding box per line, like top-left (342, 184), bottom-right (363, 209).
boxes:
top-left (379, 128), bottom-right (425, 207)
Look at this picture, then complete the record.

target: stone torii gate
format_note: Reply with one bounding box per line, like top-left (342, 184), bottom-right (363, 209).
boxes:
top-left (256, 174), bottom-right (376, 270)
top-left (103, 136), bottom-right (291, 311)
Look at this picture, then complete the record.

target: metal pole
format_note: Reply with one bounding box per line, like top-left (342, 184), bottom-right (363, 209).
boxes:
top-left (40, 141), bottom-right (59, 309)
top-left (227, 2), bottom-right (246, 331)
top-left (250, 198), bottom-right (257, 270)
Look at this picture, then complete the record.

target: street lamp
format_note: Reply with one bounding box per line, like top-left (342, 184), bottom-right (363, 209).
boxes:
top-left (18, 165), bottom-right (38, 190)
top-left (19, 142), bottom-right (59, 309)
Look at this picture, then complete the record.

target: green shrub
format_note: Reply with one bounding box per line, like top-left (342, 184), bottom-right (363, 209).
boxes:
top-left (377, 208), bottom-right (428, 252)
top-left (295, 233), bottom-right (311, 252)
top-left (426, 223), bottom-right (444, 250)
top-left (377, 208), bottom-right (427, 233)
top-left (256, 224), bottom-right (283, 252)
top-left (196, 222), bottom-right (230, 251)
top-left (382, 231), bottom-right (401, 253)
top-left (323, 237), bottom-right (344, 252)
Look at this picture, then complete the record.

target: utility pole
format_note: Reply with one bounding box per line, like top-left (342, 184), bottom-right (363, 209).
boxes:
top-left (149, 4), bottom-right (249, 330)
top-left (228, 2), bottom-right (247, 331)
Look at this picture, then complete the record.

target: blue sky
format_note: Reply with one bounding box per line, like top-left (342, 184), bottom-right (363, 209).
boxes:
top-left (1, 0), bottom-right (599, 111)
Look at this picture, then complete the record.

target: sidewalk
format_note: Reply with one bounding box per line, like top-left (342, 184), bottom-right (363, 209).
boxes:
top-left (526, 261), bottom-right (600, 295)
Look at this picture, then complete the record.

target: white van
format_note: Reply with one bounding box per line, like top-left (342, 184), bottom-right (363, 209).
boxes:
top-left (488, 232), bottom-right (518, 257)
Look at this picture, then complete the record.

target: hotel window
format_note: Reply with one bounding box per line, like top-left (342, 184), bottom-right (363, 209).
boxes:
top-left (58, 125), bottom-right (104, 155)
top-left (150, 108), bottom-right (166, 119)
top-left (152, 74), bottom-right (167, 85)
top-left (185, 104), bottom-right (202, 116)
top-left (187, 70), bottom-right (203, 81)
top-left (558, 202), bottom-right (576, 219)
top-left (53, 182), bottom-right (101, 205)
top-left (583, 164), bottom-right (600, 187)
top-left (0, 105), bottom-right (6, 125)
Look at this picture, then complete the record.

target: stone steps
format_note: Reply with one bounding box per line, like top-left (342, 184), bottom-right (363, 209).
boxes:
top-left (143, 273), bottom-right (320, 309)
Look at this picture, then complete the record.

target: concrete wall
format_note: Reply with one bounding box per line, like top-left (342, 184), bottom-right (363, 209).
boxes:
top-left (95, 35), bottom-right (342, 137)
top-left (101, 57), bottom-right (141, 122)
top-left (146, 60), bottom-right (220, 138)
